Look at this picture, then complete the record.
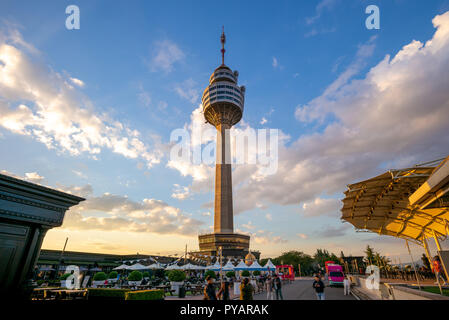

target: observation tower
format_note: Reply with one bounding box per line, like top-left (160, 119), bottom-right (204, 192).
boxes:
top-left (197, 29), bottom-right (252, 259)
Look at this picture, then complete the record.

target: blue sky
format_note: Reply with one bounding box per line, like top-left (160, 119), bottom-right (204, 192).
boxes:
top-left (1, 0), bottom-right (449, 260)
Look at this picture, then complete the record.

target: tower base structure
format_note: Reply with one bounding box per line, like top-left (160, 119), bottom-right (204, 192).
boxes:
top-left (197, 233), bottom-right (259, 259)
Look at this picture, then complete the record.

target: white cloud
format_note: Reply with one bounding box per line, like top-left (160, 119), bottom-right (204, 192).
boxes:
top-left (60, 185), bottom-right (203, 237)
top-left (0, 28), bottom-right (163, 169)
top-left (174, 78), bottom-right (199, 104)
top-left (72, 170), bottom-right (87, 179)
top-left (138, 84), bottom-right (151, 107)
top-left (70, 77), bottom-right (84, 88)
top-left (265, 213), bottom-right (272, 221)
top-left (306, 0), bottom-right (337, 25)
top-left (297, 233), bottom-right (308, 239)
top-left (301, 197), bottom-right (341, 217)
top-left (315, 224), bottom-right (351, 238)
top-left (1, 169), bottom-right (45, 184)
top-left (260, 117), bottom-right (267, 125)
top-left (171, 184), bottom-right (191, 200)
top-left (242, 221), bottom-right (256, 230)
top-left (272, 57), bottom-right (279, 68)
top-left (24, 172), bottom-right (44, 183)
top-left (149, 40), bottom-right (184, 73)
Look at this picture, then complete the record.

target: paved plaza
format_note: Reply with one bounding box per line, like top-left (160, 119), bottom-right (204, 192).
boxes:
top-left (253, 278), bottom-right (356, 301)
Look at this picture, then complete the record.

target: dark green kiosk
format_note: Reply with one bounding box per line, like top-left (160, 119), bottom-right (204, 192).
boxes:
top-left (0, 173), bottom-right (84, 298)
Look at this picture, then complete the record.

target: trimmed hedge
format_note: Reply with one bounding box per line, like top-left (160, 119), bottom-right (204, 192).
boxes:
top-left (93, 272), bottom-right (107, 281)
top-left (125, 289), bottom-right (164, 300)
top-left (168, 270), bottom-right (186, 282)
top-left (142, 271), bottom-right (150, 278)
top-left (241, 270), bottom-right (250, 277)
top-left (226, 271), bottom-right (235, 278)
top-left (108, 271), bottom-right (118, 279)
top-left (87, 288), bottom-right (130, 300)
top-left (128, 270), bottom-right (143, 281)
top-left (253, 270), bottom-right (261, 276)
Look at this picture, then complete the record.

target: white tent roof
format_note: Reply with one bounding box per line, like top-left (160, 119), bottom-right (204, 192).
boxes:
top-left (127, 263), bottom-right (150, 270)
top-left (248, 260), bottom-right (264, 271)
top-left (222, 261), bottom-right (235, 271)
top-left (165, 264), bottom-right (182, 270)
top-left (205, 261), bottom-right (221, 271)
top-left (263, 259), bottom-right (276, 270)
top-left (179, 263), bottom-right (204, 270)
top-left (113, 264), bottom-right (130, 270)
top-left (234, 260), bottom-right (249, 270)
top-left (147, 262), bottom-right (165, 270)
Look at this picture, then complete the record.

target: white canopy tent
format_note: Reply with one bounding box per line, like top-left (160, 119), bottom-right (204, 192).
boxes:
top-left (113, 264), bottom-right (130, 270)
top-left (222, 261), bottom-right (235, 271)
top-left (247, 261), bottom-right (264, 271)
top-left (147, 262), bottom-right (165, 270)
top-left (205, 261), bottom-right (221, 271)
top-left (179, 263), bottom-right (204, 270)
top-left (234, 260), bottom-right (249, 271)
top-left (263, 259), bottom-right (276, 271)
top-left (127, 263), bottom-right (150, 270)
top-left (165, 264), bottom-right (182, 270)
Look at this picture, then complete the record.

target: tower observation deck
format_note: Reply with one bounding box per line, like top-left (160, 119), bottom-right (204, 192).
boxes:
top-left (197, 29), bottom-right (252, 259)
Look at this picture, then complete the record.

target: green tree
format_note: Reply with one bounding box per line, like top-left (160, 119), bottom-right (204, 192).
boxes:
top-left (364, 245), bottom-right (375, 265)
top-left (313, 249), bottom-right (340, 269)
top-left (272, 251), bottom-right (314, 276)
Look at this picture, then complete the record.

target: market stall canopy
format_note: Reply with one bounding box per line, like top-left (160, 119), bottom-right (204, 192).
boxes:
top-left (165, 264), bottom-right (182, 270)
top-left (234, 260), bottom-right (248, 271)
top-left (263, 259), bottom-right (276, 271)
top-left (222, 261), bottom-right (235, 271)
top-left (205, 261), bottom-right (221, 271)
top-left (180, 263), bottom-right (204, 270)
top-left (247, 261), bottom-right (264, 271)
top-left (127, 263), bottom-right (150, 270)
top-left (147, 262), bottom-right (165, 270)
top-left (113, 264), bottom-right (130, 270)
top-left (341, 159), bottom-right (449, 245)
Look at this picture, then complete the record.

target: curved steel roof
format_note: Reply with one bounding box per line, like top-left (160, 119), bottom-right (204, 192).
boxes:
top-left (341, 159), bottom-right (449, 245)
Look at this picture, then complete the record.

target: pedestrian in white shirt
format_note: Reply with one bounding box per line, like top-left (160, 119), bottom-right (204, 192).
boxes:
top-left (343, 276), bottom-right (351, 295)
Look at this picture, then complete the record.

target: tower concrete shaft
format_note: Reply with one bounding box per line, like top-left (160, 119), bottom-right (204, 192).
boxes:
top-left (214, 123), bottom-right (233, 233)
top-left (198, 29), bottom-right (251, 259)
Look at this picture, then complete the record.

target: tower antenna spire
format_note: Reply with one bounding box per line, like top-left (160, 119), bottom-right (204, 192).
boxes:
top-left (220, 26), bottom-right (226, 65)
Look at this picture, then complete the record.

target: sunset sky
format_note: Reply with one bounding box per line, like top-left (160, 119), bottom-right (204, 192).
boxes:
top-left (1, 0), bottom-right (449, 261)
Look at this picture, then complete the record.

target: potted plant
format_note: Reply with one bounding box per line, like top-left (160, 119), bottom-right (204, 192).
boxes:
top-left (142, 271), bottom-right (150, 280)
top-left (241, 270), bottom-right (250, 278)
top-left (204, 270), bottom-right (216, 282)
top-left (92, 272), bottom-right (107, 287)
top-left (226, 271), bottom-right (236, 279)
top-left (107, 271), bottom-right (118, 283)
top-left (128, 270), bottom-right (143, 286)
top-left (168, 270), bottom-right (186, 296)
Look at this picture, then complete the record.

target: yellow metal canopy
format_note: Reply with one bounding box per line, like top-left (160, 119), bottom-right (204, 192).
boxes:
top-left (341, 159), bottom-right (449, 245)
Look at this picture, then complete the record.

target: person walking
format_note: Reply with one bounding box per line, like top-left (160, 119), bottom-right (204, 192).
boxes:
top-left (343, 276), bottom-right (351, 296)
top-left (265, 275), bottom-right (274, 300)
top-left (239, 278), bottom-right (254, 300)
top-left (313, 274), bottom-right (325, 300)
top-left (433, 256), bottom-right (448, 285)
top-left (273, 274), bottom-right (283, 300)
top-left (203, 276), bottom-right (217, 300)
top-left (217, 280), bottom-right (230, 300)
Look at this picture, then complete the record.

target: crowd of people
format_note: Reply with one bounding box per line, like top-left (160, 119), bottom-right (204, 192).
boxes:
top-left (202, 274), bottom-right (286, 300)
